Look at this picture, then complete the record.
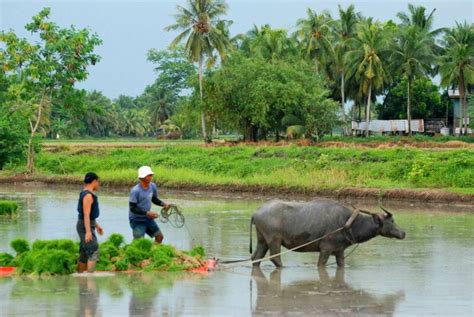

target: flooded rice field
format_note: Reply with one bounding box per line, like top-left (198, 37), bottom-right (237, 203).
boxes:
top-left (0, 184), bottom-right (473, 316)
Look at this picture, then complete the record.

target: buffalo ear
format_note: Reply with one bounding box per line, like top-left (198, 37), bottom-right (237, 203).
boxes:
top-left (372, 214), bottom-right (382, 225)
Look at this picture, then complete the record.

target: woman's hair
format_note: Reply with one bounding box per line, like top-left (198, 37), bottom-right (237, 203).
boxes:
top-left (84, 172), bottom-right (99, 184)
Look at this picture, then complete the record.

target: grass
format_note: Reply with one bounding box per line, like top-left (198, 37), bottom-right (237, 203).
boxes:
top-left (321, 135), bottom-right (474, 144)
top-left (17, 144), bottom-right (472, 196)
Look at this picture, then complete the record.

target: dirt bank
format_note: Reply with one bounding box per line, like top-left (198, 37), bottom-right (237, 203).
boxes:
top-left (2, 174), bottom-right (473, 204)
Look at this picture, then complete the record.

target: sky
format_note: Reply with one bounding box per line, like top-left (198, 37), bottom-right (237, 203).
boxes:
top-left (1, 0), bottom-right (473, 99)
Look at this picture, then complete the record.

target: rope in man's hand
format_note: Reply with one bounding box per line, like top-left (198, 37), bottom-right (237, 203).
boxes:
top-left (159, 204), bottom-right (185, 228)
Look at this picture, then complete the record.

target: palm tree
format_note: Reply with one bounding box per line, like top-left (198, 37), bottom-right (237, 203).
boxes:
top-left (295, 8), bottom-right (334, 74)
top-left (345, 19), bottom-right (391, 136)
top-left (396, 4), bottom-right (445, 58)
top-left (333, 4), bottom-right (360, 134)
top-left (165, 0), bottom-right (231, 142)
top-left (149, 91), bottom-right (174, 128)
top-left (439, 22), bottom-right (474, 135)
top-left (252, 26), bottom-right (292, 62)
top-left (390, 25), bottom-right (434, 135)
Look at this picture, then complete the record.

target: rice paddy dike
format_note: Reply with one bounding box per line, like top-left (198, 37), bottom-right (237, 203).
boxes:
top-left (2, 139), bottom-right (474, 203)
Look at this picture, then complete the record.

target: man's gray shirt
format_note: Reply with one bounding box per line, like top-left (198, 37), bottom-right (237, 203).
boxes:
top-left (129, 183), bottom-right (158, 222)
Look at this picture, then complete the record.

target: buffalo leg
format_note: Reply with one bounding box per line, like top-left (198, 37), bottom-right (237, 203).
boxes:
top-left (318, 251), bottom-right (330, 267)
top-left (268, 240), bottom-right (282, 267)
top-left (335, 250), bottom-right (345, 268)
top-left (251, 229), bottom-right (269, 266)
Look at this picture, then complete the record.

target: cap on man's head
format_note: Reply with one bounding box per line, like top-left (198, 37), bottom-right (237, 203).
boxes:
top-left (84, 172), bottom-right (99, 184)
top-left (138, 166), bottom-right (154, 179)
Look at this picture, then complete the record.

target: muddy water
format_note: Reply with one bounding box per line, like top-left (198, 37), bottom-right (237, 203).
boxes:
top-left (0, 184), bottom-right (473, 316)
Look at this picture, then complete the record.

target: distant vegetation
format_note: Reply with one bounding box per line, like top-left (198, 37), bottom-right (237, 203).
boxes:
top-left (24, 144), bottom-right (473, 195)
top-left (1, 2), bottom-right (473, 172)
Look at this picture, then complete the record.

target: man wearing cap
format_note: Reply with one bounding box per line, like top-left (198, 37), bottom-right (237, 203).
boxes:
top-left (128, 166), bottom-right (168, 243)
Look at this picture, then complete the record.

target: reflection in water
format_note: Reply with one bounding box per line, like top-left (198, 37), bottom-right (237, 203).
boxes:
top-left (78, 276), bottom-right (99, 317)
top-left (7, 272), bottom-right (197, 316)
top-left (251, 266), bottom-right (404, 316)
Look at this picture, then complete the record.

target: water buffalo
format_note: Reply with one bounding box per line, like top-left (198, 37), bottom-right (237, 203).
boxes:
top-left (249, 200), bottom-right (406, 267)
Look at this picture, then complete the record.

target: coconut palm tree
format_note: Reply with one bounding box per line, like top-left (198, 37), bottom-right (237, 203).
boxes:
top-left (165, 0), bottom-right (232, 142)
top-left (295, 8), bottom-right (334, 74)
top-left (333, 4), bottom-right (361, 134)
top-left (345, 19), bottom-right (391, 136)
top-left (438, 22), bottom-right (474, 135)
top-left (396, 4), bottom-right (444, 35)
top-left (390, 25), bottom-right (434, 135)
top-left (396, 4), bottom-right (445, 58)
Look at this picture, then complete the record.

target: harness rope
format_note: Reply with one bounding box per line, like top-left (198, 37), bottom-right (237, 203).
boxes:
top-left (159, 204), bottom-right (185, 228)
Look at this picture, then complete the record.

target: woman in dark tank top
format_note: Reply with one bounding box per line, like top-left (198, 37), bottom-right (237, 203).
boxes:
top-left (77, 172), bottom-right (104, 273)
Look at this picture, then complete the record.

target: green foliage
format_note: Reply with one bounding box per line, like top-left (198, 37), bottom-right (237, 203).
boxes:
top-left (34, 144), bottom-right (474, 193)
top-left (377, 77), bottom-right (449, 120)
top-left (11, 239), bottom-right (30, 255)
top-left (205, 54), bottom-right (339, 141)
top-left (0, 7), bottom-right (102, 171)
top-left (286, 125), bottom-right (306, 139)
top-left (0, 200), bottom-right (19, 215)
top-left (0, 109), bottom-right (29, 169)
top-left (0, 252), bottom-right (14, 266)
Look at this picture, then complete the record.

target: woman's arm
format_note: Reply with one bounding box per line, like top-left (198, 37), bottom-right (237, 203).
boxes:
top-left (83, 194), bottom-right (93, 242)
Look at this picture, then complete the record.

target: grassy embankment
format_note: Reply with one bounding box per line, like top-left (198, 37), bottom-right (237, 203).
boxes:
top-left (3, 140), bottom-right (473, 201)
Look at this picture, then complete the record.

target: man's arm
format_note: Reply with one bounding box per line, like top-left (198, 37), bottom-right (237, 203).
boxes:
top-left (151, 185), bottom-right (167, 208)
top-left (129, 202), bottom-right (147, 215)
top-left (151, 196), bottom-right (166, 207)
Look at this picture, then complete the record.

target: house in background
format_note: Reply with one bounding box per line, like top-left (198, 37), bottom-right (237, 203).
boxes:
top-left (448, 87), bottom-right (473, 135)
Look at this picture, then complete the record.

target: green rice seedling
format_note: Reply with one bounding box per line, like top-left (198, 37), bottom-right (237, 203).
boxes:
top-left (13, 246), bottom-right (77, 275)
top-left (0, 200), bottom-right (19, 217)
top-left (189, 245), bottom-right (205, 258)
top-left (32, 239), bottom-right (78, 254)
top-left (107, 233), bottom-right (125, 248)
top-left (0, 252), bottom-right (14, 266)
top-left (11, 239), bottom-right (30, 255)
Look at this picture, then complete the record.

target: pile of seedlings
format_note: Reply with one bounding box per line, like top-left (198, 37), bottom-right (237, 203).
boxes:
top-left (0, 200), bottom-right (19, 217)
top-left (0, 234), bottom-right (206, 275)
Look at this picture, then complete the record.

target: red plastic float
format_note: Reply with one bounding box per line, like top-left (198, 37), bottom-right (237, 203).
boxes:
top-left (0, 259), bottom-right (217, 277)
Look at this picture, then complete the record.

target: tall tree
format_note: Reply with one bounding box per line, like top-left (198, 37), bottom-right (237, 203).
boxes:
top-left (295, 8), bottom-right (334, 74)
top-left (438, 22), bottom-right (474, 135)
top-left (333, 4), bottom-right (360, 134)
top-left (390, 25), bottom-right (434, 134)
top-left (165, 0), bottom-right (232, 142)
top-left (0, 8), bottom-right (101, 172)
top-left (345, 19), bottom-right (391, 136)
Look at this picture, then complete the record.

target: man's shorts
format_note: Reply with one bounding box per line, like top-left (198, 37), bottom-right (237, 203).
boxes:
top-left (77, 219), bottom-right (99, 263)
top-left (130, 219), bottom-right (161, 239)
